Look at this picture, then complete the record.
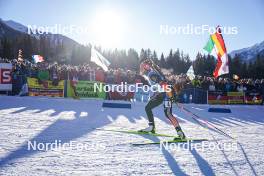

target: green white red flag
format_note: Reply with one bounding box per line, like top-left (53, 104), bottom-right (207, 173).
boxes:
top-left (204, 26), bottom-right (229, 78)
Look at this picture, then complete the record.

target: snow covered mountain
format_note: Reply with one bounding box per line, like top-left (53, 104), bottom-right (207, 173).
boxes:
top-left (0, 19), bottom-right (26, 39)
top-left (0, 18), bottom-right (79, 48)
top-left (0, 19), bottom-right (82, 60)
top-left (2, 20), bottom-right (28, 33)
top-left (229, 41), bottom-right (264, 62)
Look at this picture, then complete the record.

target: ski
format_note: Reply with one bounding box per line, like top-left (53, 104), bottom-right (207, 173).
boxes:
top-left (132, 138), bottom-right (208, 146)
top-left (94, 128), bottom-right (179, 138)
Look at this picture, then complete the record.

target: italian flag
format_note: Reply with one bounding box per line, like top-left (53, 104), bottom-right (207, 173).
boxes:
top-left (204, 26), bottom-right (229, 78)
top-left (32, 55), bottom-right (44, 63)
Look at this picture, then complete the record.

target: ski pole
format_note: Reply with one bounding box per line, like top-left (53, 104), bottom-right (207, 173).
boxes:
top-left (176, 103), bottom-right (235, 140)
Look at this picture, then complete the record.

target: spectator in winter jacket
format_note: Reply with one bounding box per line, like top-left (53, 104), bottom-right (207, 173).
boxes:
top-left (201, 77), bottom-right (210, 90)
top-left (225, 80), bottom-right (233, 92)
top-left (114, 69), bottom-right (122, 84)
top-left (245, 80), bottom-right (257, 91)
top-left (37, 66), bottom-right (49, 84)
top-left (208, 81), bottom-right (216, 91)
top-left (50, 65), bottom-right (59, 86)
top-left (191, 76), bottom-right (201, 88)
top-left (95, 68), bottom-right (105, 82)
top-left (105, 70), bottom-right (115, 84)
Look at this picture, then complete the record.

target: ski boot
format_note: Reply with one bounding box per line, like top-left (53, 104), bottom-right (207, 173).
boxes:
top-left (138, 124), bottom-right (155, 134)
top-left (175, 126), bottom-right (186, 140)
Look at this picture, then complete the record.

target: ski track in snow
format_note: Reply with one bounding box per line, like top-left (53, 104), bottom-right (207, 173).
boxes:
top-left (0, 96), bottom-right (264, 176)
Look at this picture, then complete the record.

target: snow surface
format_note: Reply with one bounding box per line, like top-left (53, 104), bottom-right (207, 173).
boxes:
top-left (0, 96), bottom-right (263, 176)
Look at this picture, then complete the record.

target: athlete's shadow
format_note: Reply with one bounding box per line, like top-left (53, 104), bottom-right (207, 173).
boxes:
top-left (189, 148), bottom-right (215, 176)
top-left (0, 97), bottom-right (142, 168)
top-left (138, 134), bottom-right (215, 176)
top-left (137, 134), bottom-right (188, 176)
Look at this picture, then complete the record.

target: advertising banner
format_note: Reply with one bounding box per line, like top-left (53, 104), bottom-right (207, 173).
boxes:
top-left (0, 63), bottom-right (12, 91)
top-left (227, 92), bottom-right (244, 104)
top-left (67, 80), bottom-right (106, 99)
top-left (208, 91), bottom-right (228, 104)
top-left (27, 77), bottom-right (64, 97)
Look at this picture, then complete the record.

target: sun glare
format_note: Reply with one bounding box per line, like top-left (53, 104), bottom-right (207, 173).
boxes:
top-left (91, 10), bottom-right (124, 48)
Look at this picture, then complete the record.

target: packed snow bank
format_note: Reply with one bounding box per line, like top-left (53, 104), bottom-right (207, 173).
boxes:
top-left (0, 96), bottom-right (263, 175)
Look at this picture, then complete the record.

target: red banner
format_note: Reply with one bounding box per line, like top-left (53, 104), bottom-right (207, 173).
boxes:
top-left (208, 91), bottom-right (228, 104)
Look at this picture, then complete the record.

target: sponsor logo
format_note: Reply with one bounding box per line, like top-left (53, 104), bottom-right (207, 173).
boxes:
top-left (0, 68), bottom-right (12, 84)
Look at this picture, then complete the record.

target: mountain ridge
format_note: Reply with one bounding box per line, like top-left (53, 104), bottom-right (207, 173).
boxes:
top-left (229, 41), bottom-right (264, 62)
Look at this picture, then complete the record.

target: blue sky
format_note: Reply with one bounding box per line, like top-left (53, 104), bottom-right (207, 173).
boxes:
top-left (1, 0), bottom-right (264, 59)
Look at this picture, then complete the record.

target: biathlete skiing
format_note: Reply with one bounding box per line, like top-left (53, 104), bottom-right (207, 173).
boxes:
top-left (138, 58), bottom-right (186, 139)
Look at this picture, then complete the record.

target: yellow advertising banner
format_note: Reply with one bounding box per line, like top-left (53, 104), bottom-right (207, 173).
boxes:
top-left (227, 92), bottom-right (244, 104)
top-left (27, 77), bottom-right (64, 97)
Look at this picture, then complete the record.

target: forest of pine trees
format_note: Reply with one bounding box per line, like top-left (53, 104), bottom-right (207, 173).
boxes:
top-left (1, 35), bottom-right (264, 79)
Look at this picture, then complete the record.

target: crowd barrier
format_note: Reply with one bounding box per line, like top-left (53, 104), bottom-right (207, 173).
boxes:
top-left (6, 77), bottom-right (263, 105)
top-left (178, 88), bottom-right (207, 104)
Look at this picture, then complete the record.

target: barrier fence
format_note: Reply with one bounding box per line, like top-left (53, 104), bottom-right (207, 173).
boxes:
top-left (178, 88), bottom-right (207, 104)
